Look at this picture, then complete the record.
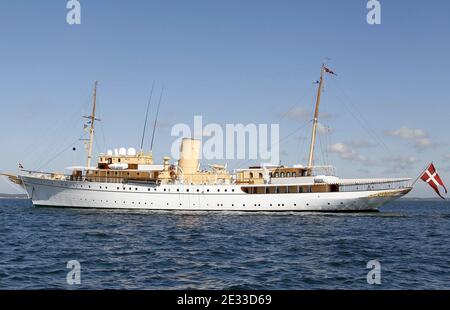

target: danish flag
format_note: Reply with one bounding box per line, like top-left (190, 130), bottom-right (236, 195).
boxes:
top-left (420, 163), bottom-right (447, 199)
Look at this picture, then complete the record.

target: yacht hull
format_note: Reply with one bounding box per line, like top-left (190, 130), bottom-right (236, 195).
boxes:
top-left (21, 176), bottom-right (411, 212)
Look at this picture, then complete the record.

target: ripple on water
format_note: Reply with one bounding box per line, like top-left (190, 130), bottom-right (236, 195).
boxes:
top-left (0, 199), bottom-right (449, 289)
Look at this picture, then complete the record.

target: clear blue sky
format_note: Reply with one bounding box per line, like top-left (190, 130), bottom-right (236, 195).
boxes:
top-left (1, 0), bottom-right (449, 197)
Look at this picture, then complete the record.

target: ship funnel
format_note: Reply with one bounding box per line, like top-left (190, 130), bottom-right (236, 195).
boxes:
top-left (178, 138), bottom-right (200, 176)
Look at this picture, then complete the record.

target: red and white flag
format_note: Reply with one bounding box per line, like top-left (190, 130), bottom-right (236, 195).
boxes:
top-left (420, 163), bottom-right (447, 199)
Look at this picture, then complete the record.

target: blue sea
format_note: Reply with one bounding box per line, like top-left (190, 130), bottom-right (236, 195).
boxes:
top-left (0, 198), bottom-right (449, 289)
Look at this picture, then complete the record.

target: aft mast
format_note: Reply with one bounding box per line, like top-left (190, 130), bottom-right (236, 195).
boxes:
top-left (85, 81), bottom-right (98, 169)
top-left (307, 64), bottom-right (325, 173)
top-left (306, 63), bottom-right (336, 175)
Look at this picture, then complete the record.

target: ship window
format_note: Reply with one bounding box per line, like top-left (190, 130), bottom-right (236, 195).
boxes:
top-left (217, 189), bottom-right (220, 192)
top-left (177, 189), bottom-right (179, 192)
top-left (259, 173), bottom-right (263, 178)
top-left (286, 172), bottom-right (291, 177)
top-left (232, 189), bottom-right (235, 192)
top-left (118, 159), bottom-right (121, 163)
top-left (288, 186), bottom-right (298, 193)
top-left (186, 189), bottom-right (189, 192)
top-left (249, 172), bottom-right (254, 178)
top-left (274, 173), bottom-right (279, 177)
top-left (196, 189), bottom-right (199, 192)
top-left (269, 172), bottom-right (273, 177)
top-left (267, 186), bottom-right (276, 194)
top-left (224, 189), bottom-right (228, 192)
top-left (292, 172), bottom-right (296, 177)
top-left (164, 188), bottom-right (166, 191)
top-left (207, 189), bottom-right (210, 192)
top-left (280, 172), bottom-right (285, 177)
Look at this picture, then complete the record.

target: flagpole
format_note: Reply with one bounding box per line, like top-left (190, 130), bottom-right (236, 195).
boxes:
top-left (411, 162), bottom-right (431, 187)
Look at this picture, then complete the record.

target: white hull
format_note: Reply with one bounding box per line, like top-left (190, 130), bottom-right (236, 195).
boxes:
top-left (21, 176), bottom-right (411, 212)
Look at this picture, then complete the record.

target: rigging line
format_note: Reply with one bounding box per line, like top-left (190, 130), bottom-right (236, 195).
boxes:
top-left (232, 80), bottom-right (315, 169)
top-left (234, 120), bottom-right (313, 170)
top-left (329, 83), bottom-right (389, 154)
top-left (331, 81), bottom-right (392, 155)
top-left (150, 86), bottom-right (165, 151)
top-left (276, 83), bottom-right (316, 122)
top-left (36, 134), bottom-right (87, 171)
top-left (18, 100), bottom-right (87, 165)
top-left (140, 81), bottom-right (156, 151)
top-left (318, 130), bottom-right (326, 166)
top-left (94, 132), bottom-right (102, 157)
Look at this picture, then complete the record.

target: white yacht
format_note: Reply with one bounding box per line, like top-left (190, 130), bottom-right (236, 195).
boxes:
top-left (8, 65), bottom-right (413, 212)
